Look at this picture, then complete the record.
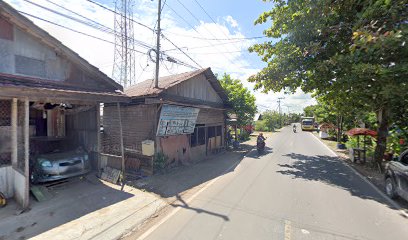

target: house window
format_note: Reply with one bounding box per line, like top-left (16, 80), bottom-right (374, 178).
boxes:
top-left (198, 127), bottom-right (206, 145)
top-left (191, 127), bottom-right (197, 147)
top-left (191, 127), bottom-right (206, 147)
top-left (216, 126), bottom-right (222, 137)
top-left (208, 126), bottom-right (215, 138)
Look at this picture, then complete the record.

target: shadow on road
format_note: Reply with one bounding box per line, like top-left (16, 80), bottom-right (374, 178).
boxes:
top-left (170, 194), bottom-right (230, 221)
top-left (277, 153), bottom-right (397, 209)
top-left (246, 146), bottom-right (273, 159)
top-left (135, 144), bottom-right (255, 199)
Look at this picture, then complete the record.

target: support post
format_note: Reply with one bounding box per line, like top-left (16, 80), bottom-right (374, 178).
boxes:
top-left (96, 103), bottom-right (101, 173)
top-left (116, 103), bottom-right (125, 190)
top-left (23, 98), bottom-right (29, 208)
top-left (11, 98), bottom-right (17, 167)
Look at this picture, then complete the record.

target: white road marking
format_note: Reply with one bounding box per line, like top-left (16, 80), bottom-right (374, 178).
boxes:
top-left (135, 154), bottom-right (244, 240)
top-left (301, 229), bottom-right (310, 234)
top-left (284, 220), bottom-right (292, 240)
top-left (310, 133), bottom-right (406, 214)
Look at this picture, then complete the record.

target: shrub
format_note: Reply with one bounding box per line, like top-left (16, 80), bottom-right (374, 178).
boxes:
top-left (255, 120), bottom-right (269, 132)
top-left (154, 152), bottom-right (168, 173)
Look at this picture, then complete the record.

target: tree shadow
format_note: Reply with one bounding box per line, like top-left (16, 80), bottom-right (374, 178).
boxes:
top-left (277, 153), bottom-right (397, 209)
top-left (170, 194), bottom-right (229, 221)
top-left (135, 150), bottom-right (247, 199)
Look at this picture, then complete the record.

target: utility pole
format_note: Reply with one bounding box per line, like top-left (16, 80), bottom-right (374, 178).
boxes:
top-left (277, 97), bottom-right (284, 127)
top-left (154, 0), bottom-right (162, 88)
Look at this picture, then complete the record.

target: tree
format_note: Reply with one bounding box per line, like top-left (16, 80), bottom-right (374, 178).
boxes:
top-left (219, 73), bottom-right (257, 127)
top-left (249, 0), bottom-right (408, 166)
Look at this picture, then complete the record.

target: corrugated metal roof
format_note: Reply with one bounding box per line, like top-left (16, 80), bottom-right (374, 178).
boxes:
top-left (125, 68), bottom-right (228, 103)
top-left (0, 1), bottom-right (123, 91)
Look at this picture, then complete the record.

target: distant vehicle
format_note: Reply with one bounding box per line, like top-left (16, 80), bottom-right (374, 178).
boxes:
top-left (384, 149), bottom-right (408, 202)
top-left (30, 147), bottom-right (90, 183)
top-left (301, 117), bottom-right (315, 131)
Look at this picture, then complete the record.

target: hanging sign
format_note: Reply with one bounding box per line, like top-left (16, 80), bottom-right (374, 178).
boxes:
top-left (156, 105), bottom-right (200, 136)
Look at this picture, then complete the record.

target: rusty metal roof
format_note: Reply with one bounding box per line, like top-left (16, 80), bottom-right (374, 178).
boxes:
top-left (125, 68), bottom-right (228, 103)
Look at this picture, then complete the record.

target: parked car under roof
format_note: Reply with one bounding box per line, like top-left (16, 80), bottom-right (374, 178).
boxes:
top-left (30, 147), bottom-right (90, 183)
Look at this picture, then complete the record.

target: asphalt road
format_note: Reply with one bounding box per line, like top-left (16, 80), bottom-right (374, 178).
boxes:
top-left (138, 126), bottom-right (408, 240)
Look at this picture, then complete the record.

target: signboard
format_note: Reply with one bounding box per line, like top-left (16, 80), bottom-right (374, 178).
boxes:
top-left (156, 105), bottom-right (200, 136)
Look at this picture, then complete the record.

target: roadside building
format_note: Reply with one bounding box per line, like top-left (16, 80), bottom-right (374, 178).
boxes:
top-left (102, 68), bottom-right (230, 175)
top-left (0, 2), bottom-right (128, 208)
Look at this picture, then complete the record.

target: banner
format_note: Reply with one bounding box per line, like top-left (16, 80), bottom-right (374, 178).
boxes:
top-left (156, 105), bottom-right (200, 136)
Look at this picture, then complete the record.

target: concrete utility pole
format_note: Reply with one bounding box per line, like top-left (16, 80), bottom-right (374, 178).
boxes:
top-left (154, 0), bottom-right (162, 88)
top-left (277, 97), bottom-right (284, 127)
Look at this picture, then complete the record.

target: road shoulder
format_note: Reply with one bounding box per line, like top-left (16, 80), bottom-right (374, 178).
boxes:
top-left (310, 132), bottom-right (408, 213)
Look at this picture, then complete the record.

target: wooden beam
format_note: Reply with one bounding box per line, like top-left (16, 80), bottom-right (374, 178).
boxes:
top-left (96, 103), bottom-right (101, 173)
top-left (0, 86), bottom-right (130, 103)
top-left (116, 103), bottom-right (125, 190)
top-left (23, 98), bottom-right (29, 208)
top-left (11, 98), bottom-right (17, 167)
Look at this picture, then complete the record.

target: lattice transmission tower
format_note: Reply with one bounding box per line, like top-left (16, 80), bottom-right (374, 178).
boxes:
top-left (112, 0), bottom-right (136, 88)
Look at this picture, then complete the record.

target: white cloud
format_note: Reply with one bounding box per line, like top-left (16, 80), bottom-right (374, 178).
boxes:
top-left (5, 0), bottom-right (315, 111)
top-left (224, 15), bottom-right (239, 28)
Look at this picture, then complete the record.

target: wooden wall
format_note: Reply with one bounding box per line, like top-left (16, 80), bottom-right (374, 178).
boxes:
top-left (196, 108), bottom-right (225, 125)
top-left (165, 74), bottom-right (223, 104)
top-left (65, 106), bottom-right (98, 168)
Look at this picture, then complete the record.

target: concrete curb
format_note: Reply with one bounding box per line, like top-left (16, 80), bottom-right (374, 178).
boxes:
top-left (310, 133), bottom-right (405, 213)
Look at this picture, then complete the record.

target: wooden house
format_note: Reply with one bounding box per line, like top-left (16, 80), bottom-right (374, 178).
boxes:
top-left (102, 68), bottom-right (229, 174)
top-left (0, 2), bottom-right (128, 207)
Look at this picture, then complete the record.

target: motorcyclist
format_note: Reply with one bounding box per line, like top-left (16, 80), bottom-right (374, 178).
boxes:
top-left (257, 133), bottom-right (266, 153)
top-left (293, 124), bottom-right (297, 132)
top-left (257, 132), bottom-right (266, 143)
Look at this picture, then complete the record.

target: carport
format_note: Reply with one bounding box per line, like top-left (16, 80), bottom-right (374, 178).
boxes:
top-left (0, 1), bottom-right (129, 208)
top-left (0, 77), bottom-right (128, 208)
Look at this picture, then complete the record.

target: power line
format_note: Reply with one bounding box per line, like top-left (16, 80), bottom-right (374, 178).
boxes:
top-left (86, 0), bottom-right (202, 71)
top-left (162, 39), bottom-right (250, 52)
top-left (163, 31), bottom-right (266, 41)
top-left (163, 2), bottom-right (199, 34)
top-left (161, 34), bottom-right (202, 69)
top-left (85, 0), bottom-right (153, 31)
top-left (18, 10), bottom-right (196, 70)
top-left (23, 0), bottom-right (154, 50)
top-left (171, 0), bottom-right (246, 65)
top-left (18, 10), bottom-right (147, 54)
top-left (171, 49), bottom-right (248, 55)
top-left (192, 0), bottom-right (241, 52)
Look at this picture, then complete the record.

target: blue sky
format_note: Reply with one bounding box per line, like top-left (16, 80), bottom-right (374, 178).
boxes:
top-left (6, 0), bottom-right (315, 112)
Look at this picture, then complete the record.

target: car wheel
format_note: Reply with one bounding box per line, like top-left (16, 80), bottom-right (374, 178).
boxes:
top-left (385, 177), bottom-right (397, 199)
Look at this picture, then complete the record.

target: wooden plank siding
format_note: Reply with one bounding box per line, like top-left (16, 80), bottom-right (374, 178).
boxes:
top-left (165, 74), bottom-right (223, 104)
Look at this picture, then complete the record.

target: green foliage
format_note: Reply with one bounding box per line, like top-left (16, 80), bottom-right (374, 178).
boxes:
top-left (154, 152), bottom-right (168, 173)
top-left (387, 127), bottom-right (408, 155)
top-left (239, 131), bottom-right (251, 141)
top-left (251, 0), bottom-right (408, 163)
top-left (262, 110), bottom-right (280, 129)
top-left (219, 73), bottom-right (257, 126)
top-left (255, 120), bottom-right (269, 132)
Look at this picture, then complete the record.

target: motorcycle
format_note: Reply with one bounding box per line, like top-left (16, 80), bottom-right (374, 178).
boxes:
top-left (257, 139), bottom-right (266, 154)
top-left (293, 127), bottom-right (297, 133)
